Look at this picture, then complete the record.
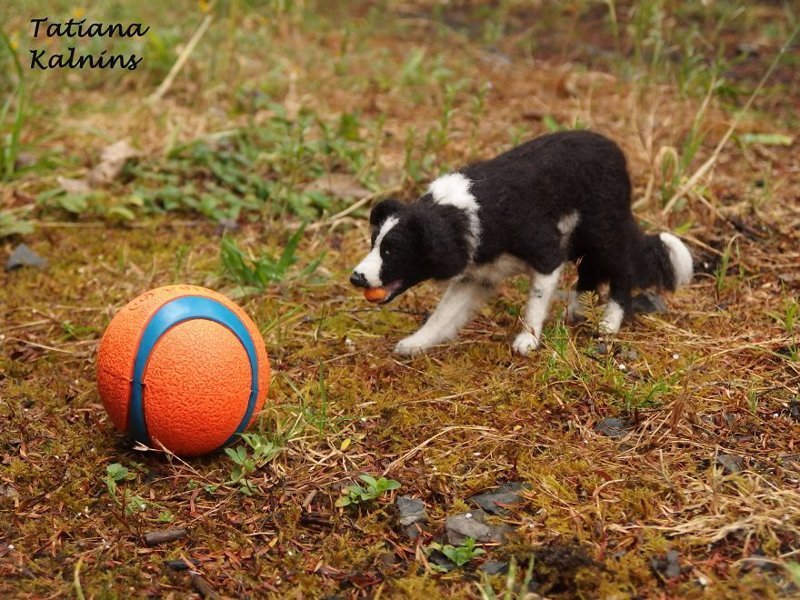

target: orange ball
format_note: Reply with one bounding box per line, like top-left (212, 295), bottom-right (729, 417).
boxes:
top-left (96, 285), bottom-right (270, 457)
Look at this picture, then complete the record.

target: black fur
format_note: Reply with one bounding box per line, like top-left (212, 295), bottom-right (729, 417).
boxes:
top-left (358, 130), bottom-right (685, 317)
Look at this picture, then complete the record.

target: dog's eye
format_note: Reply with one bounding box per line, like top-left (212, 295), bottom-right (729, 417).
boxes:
top-left (381, 247), bottom-right (392, 258)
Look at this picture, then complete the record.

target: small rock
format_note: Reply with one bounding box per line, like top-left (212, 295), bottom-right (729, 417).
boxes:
top-left (468, 482), bottom-right (530, 515)
top-left (14, 152), bottom-right (37, 170)
top-left (445, 509), bottom-right (508, 545)
top-left (215, 218), bottom-right (239, 235)
top-left (0, 484), bottom-right (19, 499)
top-left (632, 291), bottom-right (668, 314)
top-left (735, 42), bottom-right (759, 58)
top-left (716, 454), bottom-right (745, 474)
top-left (165, 559), bottom-right (190, 571)
top-left (787, 400), bottom-right (800, 423)
top-left (618, 348), bottom-right (639, 362)
top-left (779, 455), bottom-right (800, 471)
top-left (396, 496), bottom-right (427, 526)
top-left (396, 496), bottom-right (428, 540)
top-left (650, 549), bottom-right (681, 579)
top-left (479, 560), bottom-right (509, 575)
top-left (6, 244), bottom-right (47, 271)
top-left (743, 551), bottom-right (777, 572)
top-left (593, 417), bottom-right (631, 439)
top-left (594, 341), bottom-right (609, 355)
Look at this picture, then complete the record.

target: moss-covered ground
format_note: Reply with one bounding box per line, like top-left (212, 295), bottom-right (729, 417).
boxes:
top-left (2, 1), bottom-right (800, 598)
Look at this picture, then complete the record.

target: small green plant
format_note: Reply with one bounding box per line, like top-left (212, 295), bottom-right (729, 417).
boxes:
top-left (125, 494), bottom-right (149, 515)
top-left (335, 474), bottom-right (401, 507)
top-left (220, 223), bottom-right (324, 294)
top-left (157, 510), bottom-right (174, 523)
top-left (221, 433), bottom-right (283, 495)
top-left (427, 537), bottom-right (486, 570)
top-left (714, 238), bottom-right (736, 295)
top-left (1, 31), bottom-right (26, 181)
top-left (103, 463), bottom-right (148, 515)
top-left (103, 463), bottom-right (132, 498)
top-left (0, 208), bottom-right (33, 238)
top-left (786, 562), bottom-right (800, 587)
top-left (747, 389), bottom-right (760, 414)
top-left (542, 114), bottom-right (588, 133)
top-left (769, 296), bottom-right (799, 361)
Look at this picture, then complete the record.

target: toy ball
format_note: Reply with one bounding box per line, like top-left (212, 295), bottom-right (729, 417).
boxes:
top-left (96, 285), bottom-right (270, 457)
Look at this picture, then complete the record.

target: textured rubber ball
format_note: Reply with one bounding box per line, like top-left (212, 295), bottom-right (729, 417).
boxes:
top-left (96, 285), bottom-right (271, 457)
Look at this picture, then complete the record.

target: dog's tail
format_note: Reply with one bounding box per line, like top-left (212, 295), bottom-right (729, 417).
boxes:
top-left (633, 231), bottom-right (693, 292)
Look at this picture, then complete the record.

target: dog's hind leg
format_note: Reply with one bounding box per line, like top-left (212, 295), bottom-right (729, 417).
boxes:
top-left (394, 280), bottom-right (492, 356)
top-left (513, 265), bottom-right (563, 355)
top-left (600, 271), bottom-right (633, 334)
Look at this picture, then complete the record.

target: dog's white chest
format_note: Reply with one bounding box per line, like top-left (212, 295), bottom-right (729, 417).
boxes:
top-left (462, 254), bottom-right (528, 286)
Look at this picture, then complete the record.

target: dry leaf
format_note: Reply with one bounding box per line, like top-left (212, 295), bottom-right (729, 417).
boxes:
top-left (56, 176), bottom-right (91, 195)
top-left (88, 140), bottom-right (139, 186)
top-left (304, 173), bottom-right (371, 199)
top-left (557, 69), bottom-right (617, 98)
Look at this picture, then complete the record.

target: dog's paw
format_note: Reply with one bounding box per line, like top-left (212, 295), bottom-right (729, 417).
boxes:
top-left (512, 331), bottom-right (539, 356)
top-left (394, 337), bottom-right (429, 356)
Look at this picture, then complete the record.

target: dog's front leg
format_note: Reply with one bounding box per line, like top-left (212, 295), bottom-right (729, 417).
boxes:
top-left (395, 279), bottom-right (490, 355)
top-left (513, 266), bottom-right (563, 356)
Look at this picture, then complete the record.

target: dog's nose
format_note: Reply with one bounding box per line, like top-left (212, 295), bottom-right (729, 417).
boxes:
top-left (350, 271), bottom-right (369, 288)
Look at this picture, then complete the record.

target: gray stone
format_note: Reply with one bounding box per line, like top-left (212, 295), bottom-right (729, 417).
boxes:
top-left (446, 510), bottom-right (508, 545)
top-left (650, 549), bottom-right (681, 579)
top-left (787, 400), bottom-right (800, 422)
top-left (595, 341), bottom-right (610, 355)
top-left (396, 495), bottom-right (428, 540)
top-left (468, 482), bottom-right (530, 515)
top-left (479, 560), bottom-right (509, 575)
top-left (396, 495), bottom-right (427, 527)
top-left (594, 417), bottom-right (631, 439)
top-left (717, 454), bottom-right (745, 474)
top-left (6, 244), bottom-right (47, 271)
top-left (780, 454), bottom-right (800, 471)
top-left (632, 291), bottom-right (668, 314)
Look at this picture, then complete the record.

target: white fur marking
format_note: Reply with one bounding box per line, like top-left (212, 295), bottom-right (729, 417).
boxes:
top-left (514, 266), bottom-right (563, 356)
top-left (557, 211), bottom-right (580, 235)
top-left (463, 254), bottom-right (527, 286)
top-left (428, 173), bottom-right (481, 258)
top-left (659, 232), bottom-right (693, 287)
top-left (395, 280), bottom-right (491, 355)
top-left (354, 216), bottom-right (398, 287)
top-left (599, 300), bottom-right (624, 334)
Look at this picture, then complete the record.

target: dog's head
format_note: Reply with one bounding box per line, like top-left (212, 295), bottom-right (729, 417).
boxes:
top-left (350, 198), bottom-right (470, 304)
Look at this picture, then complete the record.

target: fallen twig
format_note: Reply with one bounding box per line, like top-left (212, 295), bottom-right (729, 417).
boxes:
top-left (144, 528), bottom-right (188, 546)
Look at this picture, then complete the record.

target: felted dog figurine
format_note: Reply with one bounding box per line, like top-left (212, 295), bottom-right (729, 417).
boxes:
top-left (350, 131), bottom-right (693, 356)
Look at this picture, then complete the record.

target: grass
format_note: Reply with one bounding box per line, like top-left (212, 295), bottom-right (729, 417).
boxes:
top-left (2, 1), bottom-right (800, 598)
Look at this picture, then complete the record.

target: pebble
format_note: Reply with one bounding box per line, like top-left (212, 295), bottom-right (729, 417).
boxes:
top-left (594, 417), bottom-right (631, 439)
top-left (5, 244), bottom-right (47, 271)
top-left (467, 482), bottom-right (529, 516)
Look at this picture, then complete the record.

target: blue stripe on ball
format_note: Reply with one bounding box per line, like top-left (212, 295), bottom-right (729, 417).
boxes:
top-left (129, 295), bottom-right (260, 451)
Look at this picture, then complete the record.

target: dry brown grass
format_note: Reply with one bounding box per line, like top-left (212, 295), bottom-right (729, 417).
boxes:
top-left (2, 1), bottom-right (800, 598)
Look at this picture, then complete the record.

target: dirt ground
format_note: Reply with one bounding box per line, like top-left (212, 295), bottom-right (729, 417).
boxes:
top-left (2, 1), bottom-right (799, 598)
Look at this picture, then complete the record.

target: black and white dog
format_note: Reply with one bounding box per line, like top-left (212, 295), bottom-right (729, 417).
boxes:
top-left (350, 131), bottom-right (693, 356)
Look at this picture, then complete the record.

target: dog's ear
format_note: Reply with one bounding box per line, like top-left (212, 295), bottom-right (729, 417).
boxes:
top-left (369, 198), bottom-right (405, 229)
top-left (410, 211), bottom-right (470, 280)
